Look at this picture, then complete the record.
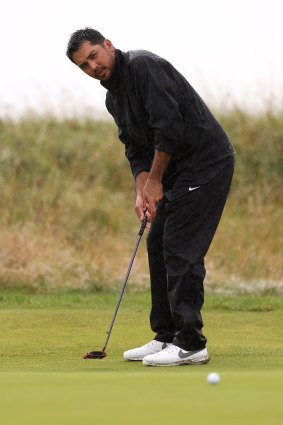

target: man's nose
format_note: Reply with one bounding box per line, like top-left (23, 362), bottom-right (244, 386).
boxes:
top-left (89, 60), bottom-right (98, 71)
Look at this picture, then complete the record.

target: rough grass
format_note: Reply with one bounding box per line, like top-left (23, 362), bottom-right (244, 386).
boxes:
top-left (0, 110), bottom-right (282, 293)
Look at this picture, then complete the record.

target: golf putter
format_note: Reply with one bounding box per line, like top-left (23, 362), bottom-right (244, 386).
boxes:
top-left (83, 214), bottom-right (148, 359)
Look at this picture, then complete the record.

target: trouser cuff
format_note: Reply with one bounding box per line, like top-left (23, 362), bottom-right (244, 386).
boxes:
top-left (173, 337), bottom-right (206, 352)
top-left (154, 334), bottom-right (174, 343)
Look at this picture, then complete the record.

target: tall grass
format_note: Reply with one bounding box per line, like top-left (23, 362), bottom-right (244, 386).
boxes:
top-left (0, 110), bottom-right (282, 293)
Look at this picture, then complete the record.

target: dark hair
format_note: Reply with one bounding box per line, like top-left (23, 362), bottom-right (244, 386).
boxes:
top-left (66, 27), bottom-right (105, 62)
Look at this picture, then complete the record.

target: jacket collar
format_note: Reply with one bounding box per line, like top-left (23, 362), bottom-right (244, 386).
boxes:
top-left (100, 49), bottom-right (124, 91)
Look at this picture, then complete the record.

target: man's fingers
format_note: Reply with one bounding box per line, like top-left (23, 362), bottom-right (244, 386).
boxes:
top-left (145, 201), bottom-right (156, 223)
top-left (135, 196), bottom-right (146, 221)
top-left (135, 208), bottom-right (145, 221)
top-left (143, 180), bottom-right (163, 223)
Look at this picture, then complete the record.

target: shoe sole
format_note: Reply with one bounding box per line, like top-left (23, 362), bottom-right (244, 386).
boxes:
top-left (124, 349), bottom-right (167, 361)
top-left (143, 356), bottom-right (210, 367)
top-left (123, 356), bottom-right (143, 361)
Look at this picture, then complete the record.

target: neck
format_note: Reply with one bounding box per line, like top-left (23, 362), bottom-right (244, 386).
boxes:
top-left (100, 49), bottom-right (123, 91)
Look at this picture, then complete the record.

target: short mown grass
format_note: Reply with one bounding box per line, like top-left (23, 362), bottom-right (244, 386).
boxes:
top-left (0, 290), bottom-right (282, 311)
top-left (0, 293), bottom-right (282, 425)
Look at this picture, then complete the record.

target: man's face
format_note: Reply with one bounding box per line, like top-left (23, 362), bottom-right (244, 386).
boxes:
top-left (72, 39), bottom-right (115, 81)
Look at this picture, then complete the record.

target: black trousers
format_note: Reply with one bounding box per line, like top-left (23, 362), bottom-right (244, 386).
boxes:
top-left (147, 156), bottom-right (234, 351)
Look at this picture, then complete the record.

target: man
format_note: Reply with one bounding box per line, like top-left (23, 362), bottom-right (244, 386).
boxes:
top-left (66, 28), bottom-right (235, 367)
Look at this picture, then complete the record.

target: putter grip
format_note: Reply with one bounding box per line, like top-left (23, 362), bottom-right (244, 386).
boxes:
top-left (138, 215), bottom-right (148, 236)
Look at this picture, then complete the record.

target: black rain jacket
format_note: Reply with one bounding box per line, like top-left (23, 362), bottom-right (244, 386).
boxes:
top-left (101, 49), bottom-right (235, 191)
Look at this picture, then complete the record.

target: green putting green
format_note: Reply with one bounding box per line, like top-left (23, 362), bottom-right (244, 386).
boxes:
top-left (0, 292), bottom-right (282, 424)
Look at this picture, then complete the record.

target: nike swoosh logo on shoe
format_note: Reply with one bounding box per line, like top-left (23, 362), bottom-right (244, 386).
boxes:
top-left (178, 349), bottom-right (203, 359)
top-left (188, 186), bottom-right (200, 191)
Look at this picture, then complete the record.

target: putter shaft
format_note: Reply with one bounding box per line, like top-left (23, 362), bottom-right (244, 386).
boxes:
top-left (103, 215), bottom-right (148, 350)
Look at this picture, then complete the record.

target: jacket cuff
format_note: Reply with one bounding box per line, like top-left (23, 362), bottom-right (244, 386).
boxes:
top-left (130, 160), bottom-right (151, 179)
top-left (154, 134), bottom-right (178, 154)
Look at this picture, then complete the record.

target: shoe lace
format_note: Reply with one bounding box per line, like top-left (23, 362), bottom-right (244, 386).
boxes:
top-left (146, 340), bottom-right (158, 348)
top-left (163, 344), bottom-right (179, 354)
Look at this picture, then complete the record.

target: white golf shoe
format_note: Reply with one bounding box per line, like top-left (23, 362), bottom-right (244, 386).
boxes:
top-left (123, 340), bottom-right (172, 361)
top-left (143, 344), bottom-right (210, 366)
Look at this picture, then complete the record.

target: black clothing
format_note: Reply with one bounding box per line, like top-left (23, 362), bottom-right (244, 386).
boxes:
top-left (148, 157), bottom-right (234, 351)
top-left (101, 49), bottom-right (234, 191)
top-left (101, 48), bottom-right (235, 351)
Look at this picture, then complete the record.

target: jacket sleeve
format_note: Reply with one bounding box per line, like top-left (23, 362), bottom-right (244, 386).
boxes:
top-left (105, 93), bottom-right (151, 178)
top-left (130, 55), bottom-right (184, 154)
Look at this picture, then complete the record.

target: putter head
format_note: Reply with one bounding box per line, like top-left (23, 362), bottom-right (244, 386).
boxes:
top-left (83, 350), bottom-right (107, 359)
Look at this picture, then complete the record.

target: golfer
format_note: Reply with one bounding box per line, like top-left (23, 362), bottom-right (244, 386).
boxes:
top-left (66, 28), bottom-right (235, 366)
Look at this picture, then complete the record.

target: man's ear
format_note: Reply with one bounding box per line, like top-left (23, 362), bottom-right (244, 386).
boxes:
top-left (104, 39), bottom-right (115, 52)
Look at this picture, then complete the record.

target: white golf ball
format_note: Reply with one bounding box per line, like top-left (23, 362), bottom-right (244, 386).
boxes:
top-left (207, 372), bottom-right (220, 385)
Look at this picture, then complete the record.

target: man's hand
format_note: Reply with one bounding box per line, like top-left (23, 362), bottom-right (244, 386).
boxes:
top-left (135, 172), bottom-right (150, 227)
top-left (135, 193), bottom-right (147, 220)
top-left (134, 150), bottom-right (171, 224)
top-left (143, 149), bottom-right (172, 222)
top-left (143, 178), bottom-right (163, 222)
